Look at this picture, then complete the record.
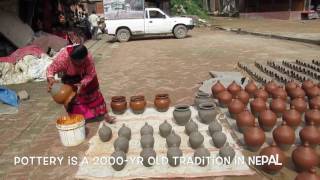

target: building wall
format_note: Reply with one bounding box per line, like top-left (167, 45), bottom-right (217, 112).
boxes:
top-left (0, 0), bottom-right (19, 15)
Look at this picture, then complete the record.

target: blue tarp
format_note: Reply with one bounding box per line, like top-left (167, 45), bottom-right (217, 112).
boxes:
top-left (0, 86), bottom-right (19, 107)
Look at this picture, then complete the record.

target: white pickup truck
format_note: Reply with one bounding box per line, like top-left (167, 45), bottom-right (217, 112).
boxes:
top-left (105, 8), bottom-right (195, 42)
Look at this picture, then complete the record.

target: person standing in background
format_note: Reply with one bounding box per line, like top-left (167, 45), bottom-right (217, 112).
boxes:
top-left (88, 10), bottom-right (100, 40)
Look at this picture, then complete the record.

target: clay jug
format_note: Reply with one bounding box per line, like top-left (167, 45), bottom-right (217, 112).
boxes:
top-left (306, 86), bottom-right (320, 99)
top-left (208, 121), bottom-right (222, 136)
top-left (159, 120), bottom-right (172, 138)
top-left (295, 168), bottom-right (320, 180)
top-left (185, 119), bottom-right (198, 135)
top-left (193, 147), bottom-right (210, 167)
top-left (299, 121), bottom-right (320, 147)
top-left (243, 124), bottom-right (265, 152)
top-left (218, 143), bottom-right (235, 165)
top-left (194, 91), bottom-right (212, 109)
top-left (140, 122), bottom-right (154, 136)
top-left (189, 131), bottom-right (204, 149)
top-left (110, 96), bottom-right (127, 114)
top-left (50, 83), bottom-right (76, 106)
top-left (113, 137), bottom-right (129, 153)
top-left (198, 102), bottom-right (219, 124)
top-left (166, 131), bottom-right (181, 148)
top-left (211, 80), bottom-right (226, 98)
top-left (154, 93), bottom-right (170, 112)
top-left (140, 148), bottom-right (156, 167)
top-left (289, 87), bottom-right (306, 99)
top-left (111, 148), bottom-right (127, 171)
top-left (173, 105), bottom-right (191, 126)
top-left (228, 98), bottom-right (245, 118)
top-left (245, 80), bottom-right (258, 98)
top-left (290, 98), bottom-right (308, 113)
top-left (236, 90), bottom-right (250, 105)
top-left (309, 96), bottom-right (320, 110)
top-left (265, 80), bottom-right (278, 97)
top-left (98, 123), bottom-right (112, 142)
top-left (227, 81), bottom-right (242, 98)
top-left (254, 88), bottom-right (269, 101)
top-left (305, 107), bottom-right (320, 126)
top-left (292, 142), bottom-right (319, 172)
top-left (236, 110), bottom-right (255, 133)
top-left (270, 97), bottom-right (287, 117)
top-left (258, 109), bottom-right (277, 131)
top-left (130, 95), bottom-right (146, 114)
top-left (118, 124), bottom-right (131, 140)
top-left (302, 79), bottom-right (315, 92)
top-left (259, 142), bottom-right (286, 174)
top-left (167, 146), bottom-right (183, 167)
top-left (272, 86), bottom-right (287, 100)
top-left (272, 121), bottom-right (295, 150)
top-left (285, 81), bottom-right (299, 95)
top-left (250, 98), bottom-right (267, 117)
top-left (282, 107), bottom-right (302, 128)
top-left (212, 131), bottom-right (227, 148)
top-left (140, 134), bottom-right (155, 148)
top-left (217, 90), bottom-right (233, 107)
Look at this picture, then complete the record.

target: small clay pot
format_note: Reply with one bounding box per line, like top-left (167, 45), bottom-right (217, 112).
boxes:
top-left (159, 120), bottom-right (172, 138)
top-left (243, 124), bottom-right (265, 152)
top-left (272, 86), bottom-right (288, 100)
top-left (166, 131), bottom-right (181, 148)
top-left (259, 142), bottom-right (286, 174)
top-left (227, 81), bottom-right (242, 98)
top-left (111, 96), bottom-right (127, 114)
top-left (193, 147), bottom-right (210, 167)
top-left (217, 90), bottom-right (233, 107)
top-left (228, 98), bottom-right (245, 118)
top-left (198, 102), bottom-right (218, 124)
top-left (185, 119), bottom-right (198, 135)
top-left (98, 123), bottom-right (112, 142)
top-left (305, 108), bottom-right (320, 126)
top-left (245, 80), bottom-right (258, 98)
top-left (292, 142), bottom-right (319, 172)
top-left (254, 88), bottom-right (269, 101)
top-left (289, 87), bottom-right (306, 99)
top-left (299, 121), bottom-right (320, 147)
top-left (50, 83), bottom-right (76, 106)
top-left (140, 122), bottom-right (154, 136)
top-left (140, 148), bottom-right (156, 167)
top-left (272, 121), bottom-right (295, 151)
top-left (295, 168), bottom-right (320, 180)
top-left (208, 121), bottom-right (222, 136)
top-left (258, 109), bottom-right (277, 131)
top-left (265, 80), bottom-right (278, 97)
top-left (236, 110), bottom-right (255, 133)
top-left (285, 81), bottom-right (299, 95)
top-left (154, 94), bottom-right (170, 112)
top-left (189, 131), bottom-right (204, 149)
top-left (211, 80), bottom-right (226, 98)
top-left (194, 91), bottom-right (212, 109)
top-left (130, 95), bottom-right (146, 114)
top-left (111, 149), bottom-right (127, 171)
top-left (140, 134), bottom-right (155, 148)
top-left (236, 90), bottom-right (250, 105)
top-left (113, 137), bottom-right (129, 153)
top-left (309, 96), bottom-right (320, 110)
top-left (167, 146), bottom-right (183, 167)
top-left (270, 97), bottom-right (287, 117)
top-left (219, 143), bottom-right (235, 165)
top-left (212, 131), bottom-right (227, 148)
top-left (302, 79), bottom-right (315, 92)
top-left (173, 105), bottom-right (191, 126)
top-left (282, 107), bottom-right (302, 128)
top-left (250, 98), bottom-right (267, 117)
top-left (306, 86), bottom-right (320, 99)
top-left (118, 124), bottom-right (131, 140)
top-left (290, 98), bottom-right (308, 113)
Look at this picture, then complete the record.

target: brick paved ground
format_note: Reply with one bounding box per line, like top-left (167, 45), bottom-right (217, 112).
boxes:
top-left (1, 28), bottom-right (320, 179)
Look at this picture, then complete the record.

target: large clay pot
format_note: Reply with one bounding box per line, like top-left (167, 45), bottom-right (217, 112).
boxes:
top-left (130, 95), bottom-right (146, 114)
top-left (305, 107), bottom-right (320, 126)
top-left (289, 87), bottom-right (306, 99)
top-left (270, 97), bottom-right (287, 117)
top-left (111, 149), bottom-right (127, 171)
top-left (282, 107), bottom-right (302, 128)
top-left (273, 121), bottom-right (295, 150)
top-left (218, 143), bottom-right (235, 165)
top-left (272, 86), bottom-right (288, 100)
top-left (198, 102), bottom-right (218, 124)
top-left (194, 91), bottom-right (212, 109)
top-left (140, 134), bottom-right (155, 148)
top-left (208, 121), bottom-right (222, 136)
top-left (295, 168), bottom-right (320, 180)
top-left (306, 86), bottom-right (320, 99)
top-left (259, 142), bottom-right (286, 174)
top-left (227, 81), bottom-right (242, 98)
top-left (113, 137), bottom-right (129, 153)
top-left (98, 122), bottom-right (112, 142)
top-left (185, 119), bottom-right (198, 135)
top-left (193, 147), bottom-right (210, 167)
top-left (211, 80), bottom-right (226, 98)
top-left (265, 80), bottom-right (278, 97)
top-left (154, 93), bottom-right (170, 112)
top-left (228, 98), bottom-right (245, 118)
top-left (290, 98), bottom-right (308, 113)
top-left (245, 80), bottom-right (258, 98)
top-left (212, 131), bottom-right (227, 148)
top-left (258, 109), bottom-right (277, 131)
top-left (159, 120), bottom-right (172, 138)
top-left (309, 96), bottom-right (320, 110)
top-left (299, 121), bottom-right (320, 147)
top-left (118, 124), bottom-right (131, 140)
top-left (250, 98), bottom-right (267, 117)
top-left (111, 96), bottom-right (127, 114)
top-left (173, 105), bottom-right (191, 126)
top-left (50, 83), bottom-right (76, 106)
top-left (166, 131), bottom-right (181, 148)
top-left (236, 110), bottom-right (255, 133)
top-left (167, 146), bottom-right (183, 167)
top-left (292, 142), bottom-right (319, 172)
top-left (285, 81), bottom-right (299, 95)
top-left (189, 131), bottom-right (204, 149)
top-left (140, 148), bottom-right (156, 167)
top-left (140, 122), bottom-right (154, 136)
top-left (236, 90), bottom-right (250, 105)
top-left (302, 79), bottom-right (315, 92)
top-left (243, 124), bottom-right (265, 152)
top-left (254, 88), bottom-right (269, 101)
top-left (217, 90), bottom-right (233, 107)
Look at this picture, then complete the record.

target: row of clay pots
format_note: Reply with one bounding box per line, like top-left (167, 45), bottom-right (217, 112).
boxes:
top-left (139, 123), bottom-right (156, 167)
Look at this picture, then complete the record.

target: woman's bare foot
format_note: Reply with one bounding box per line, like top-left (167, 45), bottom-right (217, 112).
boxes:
top-left (104, 113), bottom-right (116, 124)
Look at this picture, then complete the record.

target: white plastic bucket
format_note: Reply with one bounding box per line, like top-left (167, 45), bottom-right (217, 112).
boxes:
top-left (56, 118), bottom-right (86, 147)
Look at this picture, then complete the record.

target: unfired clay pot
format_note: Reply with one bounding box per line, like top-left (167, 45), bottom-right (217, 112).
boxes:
top-left (193, 147), bottom-right (210, 167)
top-left (166, 131), bottom-right (181, 148)
top-left (254, 88), bottom-right (269, 101)
top-left (111, 96), bottom-right (127, 115)
top-left (189, 131), bottom-right (204, 149)
top-left (50, 83), bottom-right (76, 106)
top-left (111, 149), bottom-right (127, 171)
top-left (218, 143), bottom-right (235, 165)
top-left (289, 87), bottom-right (306, 99)
top-left (118, 124), bottom-right (131, 140)
top-left (282, 107), bottom-right (302, 128)
top-left (208, 121), bottom-right (222, 135)
top-left (173, 105), bottom-right (191, 126)
top-left (211, 80), bottom-right (226, 98)
top-left (212, 131), bottom-right (227, 148)
top-left (154, 93), bottom-right (170, 112)
top-left (194, 91), bottom-right (212, 109)
top-left (245, 80), bottom-right (258, 98)
top-left (228, 98), bottom-right (245, 118)
top-left (98, 123), bottom-right (112, 142)
top-left (198, 102), bottom-right (218, 124)
top-left (217, 90), bottom-right (233, 107)
top-left (285, 81), bottom-right (299, 95)
top-left (299, 121), bottom-right (320, 147)
top-left (130, 95), bottom-right (146, 114)
top-left (236, 90), bottom-right (250, 105)
top-left (292, 142), bottom-right (319, 172)
top-left (113, 137), bottom-right (129, 153)
top-left (295, 168), bottom-right (320, 180)
top-left (265, 80), bottom-right (278, 97)
top-left (227, 81), bottom-right (242, 98)
top-left (272, 121), bottom-right (295, 151)
top-left (236, 110), bottom-right (255, 133)
top-left (250, 98), bottom-right (267, 117)
top-left (270, 97), bottom-right (287, 117)
top-left (159, 120), bottom-right (172, 138)
top-left (302, 79), bottom-right (315, 92)
top-left (140, 134), bottom-right (155, 148)
top-left (259, 142), bottom-right (286, 174)
top-left (258, 109), bottom-right (277, 131)
top-left (140, 122), bottom-right (154, 136)
top-left (309, 96), bottom-right (320, 110)
top-left (305, 107), bottom-right (320, 126)
top-left (290, 98), bottom-right (308, 113)
top-left (185, 119), bottom-right (198, 135)
top-left (167, 146), bottom-right (183, 167)
top-left (140, 148), bottom-right (156, 167)
top-left (243, 124), bottom-right (265, 152)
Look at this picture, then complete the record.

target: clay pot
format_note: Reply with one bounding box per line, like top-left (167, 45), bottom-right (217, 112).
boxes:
top-left (219, 143), bottom-right (235, 165)
top-left (118, 124), bottom-right (131, 140)
top-left (243, 125), bottom-right (265, 152)
top-left (306, 86), bottom-right (320, 99)
top-left (305, 108), bottom-right (320, 126)
top-left (111, 149), bottom-right (127, 171)
top-left (282, 107), bottom-right (302, 128)
top-left (259, 142), bottom-right (286, 174)
top-left (302, 79), bottom-right (315, 92)
top-left (140, 134), bottom-right (155, 148)
top-left (50, 83), bottom-right (76, 106)
top-left (227, 81), bottom-right (242, 98)
top-left (193, 147), bottom-right (210, 167)
top-left (198, 102), bottom-right (218, 124)
top-left (309, 96), bottom-right (320, 110)
top-left (167, 146), bottom-right (183, 167)
top-left (292, 142), bottom-right (319, 172)
top-left (250, 98), bottom-right (267, 117)
top-left (217, 90), bottom-right (233, 107)
top-left (290, 98), bottom-right (308, 113)
top-left (189, 131), bottom-right (204, 149)
top-left (228, 99), bottom-right (245, 118)
top-left (211, 80), bottom-right (226, 98)
top-left (154, 93), bottom-right (170, 112)
top-left (194, 91), bottom-right (212, 109)
top-left (212, 131), bottom-right (227, 148)
top-left (98, 123), bottom-right (112, 142)
top-left (258, 109), bottom-right (277, 131)
top-left (236, 90), bottom-right (250, 105)
top-left (140, 148), bottom-right (156, 167)
top-left (289, 87), bottom-right (306, 99)
top-left (272, 86), bottom-right (288, 100)
top-left (173, 105), bottom-right (191, 126)
top-left (254, 88), bottom-right (269, 101)
top-left (159, 120), bottom-right (172, 138)
top-left (245, 80), bottom-right (258, 98)
top-left (140, 122), bottom-right (154, 136)
top-left (295, 168), bottom-right (320, 180)
top-left (130, 95), bottom-right (146, 114)
top-left (113, 137), bottom-right (129, 153)
top-left (110, 96), bottom-right (127, 114)
top-left (285, 81), bottom-right (299, 95)
top-left (185, 119), bottom-right (198, 135)
top-left (236, 110), bottom-right (255, 133)
top-left (166, 131), bottom-right (181, 148)
top-left (270, 97), bottom-right (287, 117)
top-left (208, 121), bottom-right (222, 136)
top-left (299, 121), bottom-right (320, 147)
top-left (272, 121), bottom-right (295, 150)
top-left (265, 80), bottom-right (278, 97)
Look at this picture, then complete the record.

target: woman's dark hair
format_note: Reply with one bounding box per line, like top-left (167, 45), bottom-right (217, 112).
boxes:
top-left (70, 45), bottom-right (88, 61)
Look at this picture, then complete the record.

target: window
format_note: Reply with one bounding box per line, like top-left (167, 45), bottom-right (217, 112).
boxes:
top-left (149, 10), bottom-right (166, 19)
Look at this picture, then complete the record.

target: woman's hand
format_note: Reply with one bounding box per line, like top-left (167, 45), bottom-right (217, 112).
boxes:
top-left (47, 77), bottom-right (56, 92)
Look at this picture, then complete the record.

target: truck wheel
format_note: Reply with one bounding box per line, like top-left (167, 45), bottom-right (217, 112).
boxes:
top-left (116, 29), bottom-right (131, 42)
top-left (173, 25), bottom-right (187, 39)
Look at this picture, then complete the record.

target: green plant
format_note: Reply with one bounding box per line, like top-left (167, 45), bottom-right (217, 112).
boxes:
top-left (171, 0), bottom-right (209, 19)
